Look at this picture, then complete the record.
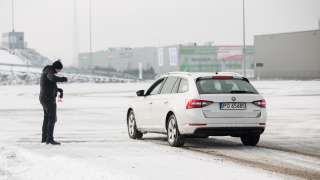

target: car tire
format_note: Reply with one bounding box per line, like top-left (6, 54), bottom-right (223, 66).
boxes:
top-left (127, 111), bottom-right (143, 139)
top-left (240, 134), bottom-right (260, 146)
top-left (167, 114), bottom-right (185, 147)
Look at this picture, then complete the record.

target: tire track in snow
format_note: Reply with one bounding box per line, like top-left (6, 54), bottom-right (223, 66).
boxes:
top-left (184, 146), bottom-right (320, 180)
top-left (259, 143), bottom-right (320, 160)
top-left (142, 137), bottom-right (320, 180)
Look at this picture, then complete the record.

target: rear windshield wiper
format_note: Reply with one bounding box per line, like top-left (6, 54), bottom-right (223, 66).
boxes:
top-left (229, 90), bottom-right (255, 94)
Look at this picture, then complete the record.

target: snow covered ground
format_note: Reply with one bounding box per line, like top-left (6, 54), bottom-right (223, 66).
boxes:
top-left (0, 80), bottom-right (320, 180)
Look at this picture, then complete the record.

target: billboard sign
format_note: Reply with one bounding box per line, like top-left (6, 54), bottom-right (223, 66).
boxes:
top-left (169, 47), bottom-right (178, 66)
top-left (157, 48), bottom-right (164, 66)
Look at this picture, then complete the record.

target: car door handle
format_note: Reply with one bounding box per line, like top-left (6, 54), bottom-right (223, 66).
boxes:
top-left (164, 101), bottom-right (168, 104)
top-left (149, 102), bottom-right (153, 104)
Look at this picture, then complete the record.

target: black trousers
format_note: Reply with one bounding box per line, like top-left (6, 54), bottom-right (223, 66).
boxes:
top-left (40, 99), bottom-right (57, 141)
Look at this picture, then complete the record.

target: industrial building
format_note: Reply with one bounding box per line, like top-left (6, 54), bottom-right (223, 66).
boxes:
top-left (79, 47), bottom-right (157, 72)
top-left (254, 30), bottom-right (320, 79)
top-left (79, 44), bottom-right (255, 78)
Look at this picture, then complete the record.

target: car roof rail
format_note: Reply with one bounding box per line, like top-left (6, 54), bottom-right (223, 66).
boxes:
top-left (160, 71), bottom-right (243, 78)
top-left (165, 71), bottom-right (193, 76)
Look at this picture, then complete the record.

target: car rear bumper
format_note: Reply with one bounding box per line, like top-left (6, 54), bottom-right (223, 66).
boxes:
top-left (180, 123), bottom-right (265, 137)
top-left (191, 127), bottom-right (265, 137)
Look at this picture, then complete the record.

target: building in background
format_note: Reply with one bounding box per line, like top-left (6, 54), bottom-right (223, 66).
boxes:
top-left (79, 47), bottom-right (157, 71)
top-left (1, 31), bottom-right (25, 49)
top-left (217, 46), bottom-right (255, 77)
top-left (79, 44), bottom-right (256, 79)
top-left (79, 47), bottom-right (157, 79)
top-left (163, 45), bottom-right (218, 72)
top-left (254, 30), bottom-right (320, 79)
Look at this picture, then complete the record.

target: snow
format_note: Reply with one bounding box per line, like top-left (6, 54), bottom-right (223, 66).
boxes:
top-left (1, 80), bottom-right (320, 179)
top-left (0, 50), bottom-right (26, 65)
top-left (253, 80), bottom-right (320, 156)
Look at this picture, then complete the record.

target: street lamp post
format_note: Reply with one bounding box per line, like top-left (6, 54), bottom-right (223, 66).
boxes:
top-left (89, 0), bottom-right (93, 72)
top-left (242, 0), bottom-right (246, 77)
top-left (73, 0), bottom-right (79, 68)
top-left (12, 0), bottom-right (15, 32)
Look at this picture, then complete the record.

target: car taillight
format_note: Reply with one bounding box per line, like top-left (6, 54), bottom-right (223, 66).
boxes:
top-left (186, 99), bottom-right (214, 109)
top-left (253, 99), bottom-right (266, 108)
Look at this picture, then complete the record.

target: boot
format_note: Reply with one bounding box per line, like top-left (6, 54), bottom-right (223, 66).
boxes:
top-left (41, 137), bottom-right (47, 143)
top-left (46, 138), bottom-right (61, 145)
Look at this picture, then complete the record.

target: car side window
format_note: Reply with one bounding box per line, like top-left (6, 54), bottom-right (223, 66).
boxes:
top-left (178, 78), bottom-right (189, 93)
top-left (171, 78), bottom-right (181, 93)
top-left (145, 78), bottom-right (165, 96)
top-left (160, 76), bottom-right (178, 94)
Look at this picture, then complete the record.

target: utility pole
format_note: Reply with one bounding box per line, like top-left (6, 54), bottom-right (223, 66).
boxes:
top-left (242, 0), bottom-right (247, 77)
top-left (89, 0), bottom-right (93, 72)
top-left (11, 0), bottom-right (15, 32)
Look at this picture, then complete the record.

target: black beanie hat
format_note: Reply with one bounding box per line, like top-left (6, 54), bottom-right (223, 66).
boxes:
top-left (52, 60), bottom-right (63, 70)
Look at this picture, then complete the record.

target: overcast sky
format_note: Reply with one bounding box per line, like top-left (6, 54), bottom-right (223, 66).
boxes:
top-left (0, 0), bottom-right (319, 66)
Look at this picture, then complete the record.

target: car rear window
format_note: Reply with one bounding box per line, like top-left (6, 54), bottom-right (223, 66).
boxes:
top-left (196, 78), bottom-right (258, 94)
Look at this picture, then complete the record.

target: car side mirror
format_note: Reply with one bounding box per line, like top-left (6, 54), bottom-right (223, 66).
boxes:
top-left (136, 90), bottom-right (145, 96)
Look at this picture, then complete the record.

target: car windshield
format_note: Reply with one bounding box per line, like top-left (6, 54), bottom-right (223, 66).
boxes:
top-left (196, 78), bottom-right (258, 94)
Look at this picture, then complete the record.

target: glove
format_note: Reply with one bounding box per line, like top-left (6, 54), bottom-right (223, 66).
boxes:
top-left (57, 88), bottom-right (64, 98)
top-left (61, 77), bottom-right (68, 82)
top-left (59, 91), bottom-right (64, 99)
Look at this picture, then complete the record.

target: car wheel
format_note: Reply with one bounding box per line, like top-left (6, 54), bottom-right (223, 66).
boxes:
top-left (127, 111), bottom-right (143, 139)
top-left (167, 114), bottom-right (185, 147)
top-left (240, 134), bottom-right (260, 146)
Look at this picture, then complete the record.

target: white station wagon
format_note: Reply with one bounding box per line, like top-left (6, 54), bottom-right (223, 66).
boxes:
top-left (127, 72), bottom-right (267, 147)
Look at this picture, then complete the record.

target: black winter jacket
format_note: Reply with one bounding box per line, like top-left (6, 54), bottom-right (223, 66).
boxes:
top-left (39, 65), bottom-right (67, 101)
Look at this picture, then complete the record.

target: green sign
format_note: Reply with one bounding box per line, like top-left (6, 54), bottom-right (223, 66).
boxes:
top-left (180, 47), bottom-right (216, 55)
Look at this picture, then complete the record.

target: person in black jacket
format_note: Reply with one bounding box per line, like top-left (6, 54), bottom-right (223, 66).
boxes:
top-left (39, 60), bottom-right (68, 145)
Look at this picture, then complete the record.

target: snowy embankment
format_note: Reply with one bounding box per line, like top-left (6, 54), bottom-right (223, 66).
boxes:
top-left (0, 65), bottom-right (136, 85)
top-left (0, 50), bottom-right (26, 65)
top-left (0, 49), bottom-right (136, 85)
top-left (1, 81), bottom-right (320, 179)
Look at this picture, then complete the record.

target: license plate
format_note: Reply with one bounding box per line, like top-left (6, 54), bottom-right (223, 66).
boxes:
top-left (220, 102), bottom-right (246, 110)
